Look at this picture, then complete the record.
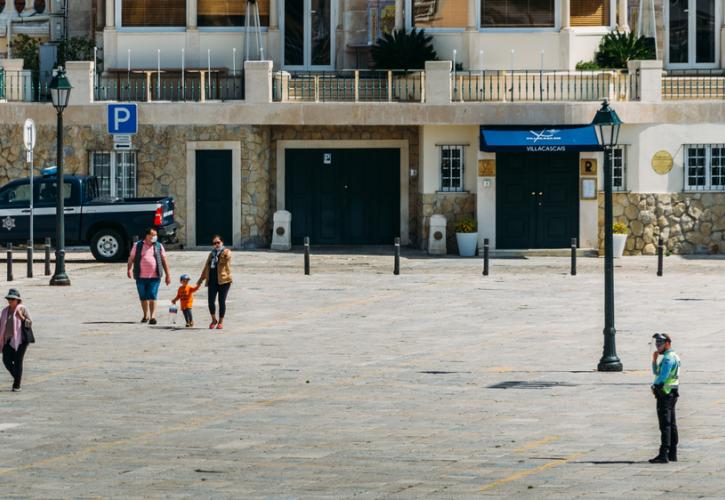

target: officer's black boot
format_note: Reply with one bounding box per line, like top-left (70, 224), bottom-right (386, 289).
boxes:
top-left (668, 447), bottom-right (677, 462)
top-left (649, 447), bottom-right (669, 464)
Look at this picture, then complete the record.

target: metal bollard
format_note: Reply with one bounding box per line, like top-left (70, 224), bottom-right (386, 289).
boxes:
top-left (482, 238), bottom-right (490, 276)
top-left (570, 237), bottom-right (577, 276)
top-left (304, 236), bottom-right (310, 275)
top-left (657, 237), bottom-right (664, 277)
top-left (6, 243), bottom-right (13, 282)
top-left (393, 237), bottom-right (400, 275)
top-left (27, 240), bottom-right (33, 278)
top-left (44, 237), bottom-right (51, 276)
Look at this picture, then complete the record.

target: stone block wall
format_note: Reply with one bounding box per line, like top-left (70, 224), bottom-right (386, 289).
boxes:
top-left (420, 193), bottom-right (476, 253)
top-left (270, 125), bottom-right (420, 245)
top-left (598, 192), bottom-right (725, 255)
top-left (0, 123), bottom-right (272, 248)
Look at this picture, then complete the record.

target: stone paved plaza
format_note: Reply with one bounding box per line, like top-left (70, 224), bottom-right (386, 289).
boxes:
top-left (1, 250), bottom-right (725, 499)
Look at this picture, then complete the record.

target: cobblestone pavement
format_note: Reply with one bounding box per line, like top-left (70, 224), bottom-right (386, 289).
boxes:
top-left (1, 250), bottom-right (724, 499)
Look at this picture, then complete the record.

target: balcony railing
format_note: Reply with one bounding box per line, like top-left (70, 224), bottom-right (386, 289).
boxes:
top-left (0, 70), bottom-right (51, 102)
top-left (663, 70), bottom-right (725, 99)
top-left (451, 70), bottom-right (638, 102)
top-left (94, 72), bottom-right (245, 102)
top-left (273, 70), bottom-right (425, 102)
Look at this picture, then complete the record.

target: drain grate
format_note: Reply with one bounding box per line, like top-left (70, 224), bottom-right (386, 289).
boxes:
top-left (487, 381), bottom-right (577, 389)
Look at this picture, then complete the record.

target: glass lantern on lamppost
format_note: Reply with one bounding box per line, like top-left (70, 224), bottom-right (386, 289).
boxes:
top-left (592, 100), bottom-right (623, 371)
top-left (49, 67), bottom-right (72, 286)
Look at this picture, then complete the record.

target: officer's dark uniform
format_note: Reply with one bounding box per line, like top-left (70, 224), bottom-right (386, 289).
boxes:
top-left (650, 333), bottom-right (680, 464)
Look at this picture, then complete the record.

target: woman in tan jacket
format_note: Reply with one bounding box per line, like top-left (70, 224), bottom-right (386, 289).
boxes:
top-left (197, 235), bottom-right (232, 330)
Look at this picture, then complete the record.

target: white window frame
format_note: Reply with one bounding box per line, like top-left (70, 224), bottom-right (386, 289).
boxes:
top-left (684, 144), bottom-right (725, 191)
top-left (664, 0), bottom-right (721, 69)
top-left (439, 144), bottom-right (465, 192)
top-left (611, 145), bottom-right (627, 192)
top-left (90, 151), bottom-right (138, 198)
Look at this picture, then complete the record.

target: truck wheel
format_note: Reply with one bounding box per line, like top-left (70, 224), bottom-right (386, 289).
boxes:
top-left (91, 229), bottom-right (125, 262)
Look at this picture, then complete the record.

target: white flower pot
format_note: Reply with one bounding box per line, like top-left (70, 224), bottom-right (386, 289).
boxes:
top-left (456, 232), bottom-right (479, 257)
top-left (613, 233), bottom-right (627, 258)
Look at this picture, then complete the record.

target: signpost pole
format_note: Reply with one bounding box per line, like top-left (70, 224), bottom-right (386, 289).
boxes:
top-left (23, 118), bottom-right (36, 272)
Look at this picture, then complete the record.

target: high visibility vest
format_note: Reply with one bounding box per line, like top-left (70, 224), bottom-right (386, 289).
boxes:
top-left (661, 351), bottom-right (680, 395)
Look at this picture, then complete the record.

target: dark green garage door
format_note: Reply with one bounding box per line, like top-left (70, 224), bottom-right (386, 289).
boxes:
top-left (496, 152), bottom-right (579, 249)
top-left (285, 149), bottom-right (400, 245)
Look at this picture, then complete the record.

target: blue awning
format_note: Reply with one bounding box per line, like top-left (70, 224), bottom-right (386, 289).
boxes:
top-left (480, 126), bottom-right (602, 152)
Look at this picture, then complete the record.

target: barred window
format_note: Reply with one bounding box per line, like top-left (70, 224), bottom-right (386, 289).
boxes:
top-left (611, 146), bottom-right (626, 191)
top-left (440, 145), bottom-right (464, 192)
top-left (90, 152), bottom-right (138, 198)
top-left (685, 144), bottom-right (725, 191)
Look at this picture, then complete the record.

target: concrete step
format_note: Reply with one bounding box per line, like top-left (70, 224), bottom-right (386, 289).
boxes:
top-left (491, 248), bottom-right (599, 258)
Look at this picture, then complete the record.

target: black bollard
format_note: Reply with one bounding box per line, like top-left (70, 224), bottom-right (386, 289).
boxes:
top-left (657, 237), bottom-right (664, 277)
top-left (482, 238), bottom-right (490, 276)
top-left (44, 237), bottom-right (51, 276)
top-left (393, 237), bottom-right (400, 275)
top-left (27, 240), bottom-right (33, 278)
top-left (304, 236), bottom-right (310, 275)
top-left (6, 243), bottom-right (13, 282)
top-left (570, 237), bottom-right (577, 276)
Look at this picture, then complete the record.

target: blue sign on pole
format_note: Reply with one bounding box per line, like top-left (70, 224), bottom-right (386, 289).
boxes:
top-left (107, 103), bottom-right (138, 135)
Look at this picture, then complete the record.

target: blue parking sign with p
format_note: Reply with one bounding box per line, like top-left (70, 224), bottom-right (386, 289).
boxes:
top-left (107, 103), bottom-right (138, 135)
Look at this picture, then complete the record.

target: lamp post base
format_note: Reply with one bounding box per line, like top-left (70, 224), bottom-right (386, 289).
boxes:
top-left (49, 273), bottom-right (71, 286)
top-left (597, 358), bottom-right (623, 371)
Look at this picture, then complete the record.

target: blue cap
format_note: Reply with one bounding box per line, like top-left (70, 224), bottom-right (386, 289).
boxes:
top-left (180, 274), bottom-right (190, 280)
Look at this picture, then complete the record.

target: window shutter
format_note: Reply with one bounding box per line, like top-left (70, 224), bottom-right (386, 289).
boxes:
top-left (571, 0), bottom-right (610, 26)
top-left (413, 0), bottom-right (468, 28)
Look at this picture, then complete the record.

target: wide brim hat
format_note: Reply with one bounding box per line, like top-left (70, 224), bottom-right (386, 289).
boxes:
top-left (5, 288), bottom-right (21, 301)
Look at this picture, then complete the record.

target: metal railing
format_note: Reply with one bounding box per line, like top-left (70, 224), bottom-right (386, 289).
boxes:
top-left (94, 72), bottom-right (245, 102)
top-left (663, 69), bottom-right (725, 99)
top-left (0, 70), bottom-right (52, 102)
top-left (273, 70), bottom-right (425, 102)
top-left (451, 70), bottom-right (638, 102)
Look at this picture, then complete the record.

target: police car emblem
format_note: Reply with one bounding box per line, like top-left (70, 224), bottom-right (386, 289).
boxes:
top-left (2, 216), bottom-right (15, 231)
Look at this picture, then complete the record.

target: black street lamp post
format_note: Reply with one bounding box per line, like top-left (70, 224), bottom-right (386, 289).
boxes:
top-left (49, 67), bottom-right (73, 287)
top-left (593, 100), bottom-right (623, 371)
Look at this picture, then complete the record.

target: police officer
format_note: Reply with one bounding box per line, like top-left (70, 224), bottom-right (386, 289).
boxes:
top-left (649, 333), bottom-right (680, 464)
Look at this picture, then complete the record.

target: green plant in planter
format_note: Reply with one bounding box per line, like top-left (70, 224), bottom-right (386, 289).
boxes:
top-left (612, 222), bottom-right (629, 234)
top-left (454, 217), bottom-right (477, 234)
top-left (594, 32), bottom-right (656, 69)
top-left (371, 28), bottom-right (438, 70)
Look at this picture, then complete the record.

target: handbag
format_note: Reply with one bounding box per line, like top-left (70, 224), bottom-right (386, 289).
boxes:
top-left (21, 320), bottom-right (35, 344)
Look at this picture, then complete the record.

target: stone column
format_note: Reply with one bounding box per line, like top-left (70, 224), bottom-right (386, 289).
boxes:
top-left (627, 59), bottom-right (663, 102)
top-left (424, 60), bottom-right (452, 104)
top-left (561, 0), bottom-right (570, 29)
top-left (105, 0), bottom-right (114, 28)
top-left (186, 0), bottom-right (197, 29)
top-left (65, 61), bottom-right (95, 105)
top-left (617, 0), bottom-right (629, 30)
top-left (244, 60), bottom-right (273, 103)
top-left (395, 0), bottom-right (404, 30)
top-left (269, 0), bottom-right (278, 28)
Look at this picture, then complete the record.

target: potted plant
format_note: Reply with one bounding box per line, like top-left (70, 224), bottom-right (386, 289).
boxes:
top-left (454, 216), bottom-right (479, 257)
top-left (612, 222), bottom-right (628, 258)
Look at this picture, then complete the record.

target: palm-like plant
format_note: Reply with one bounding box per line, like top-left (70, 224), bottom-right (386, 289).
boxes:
top-left (595, 32), bottom-right (656, 69)
top-left (371, 28), bottom-right (438, 70)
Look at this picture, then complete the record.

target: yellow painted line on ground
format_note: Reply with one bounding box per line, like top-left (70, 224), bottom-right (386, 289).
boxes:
top-left (513, 435), bottom-right (560, 453)
top-left (24, 365), bottom-right (97, 385)
top-left (479, 453), bottom-right (584, 493)
top-left (487, 367), bottom-right (514, 373)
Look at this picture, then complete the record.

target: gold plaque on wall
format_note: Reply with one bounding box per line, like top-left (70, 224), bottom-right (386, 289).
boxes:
top-left (651, 150), bottom-right (674, 175)
top-left (478, 159), bottom-right (495, 177)
top-left (580, 158), bottom-right (597, 176)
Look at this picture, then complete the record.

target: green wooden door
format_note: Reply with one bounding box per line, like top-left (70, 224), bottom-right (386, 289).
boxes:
top-left (496, 153), bottom-right (578, 249)
top-left (286, 148), bottom-right (400, 245)
top-left (195, 150), bottom-right (233, 245)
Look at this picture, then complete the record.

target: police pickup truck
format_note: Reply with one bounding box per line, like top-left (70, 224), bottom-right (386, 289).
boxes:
top-left (0, 170), bottom-right (177, 262)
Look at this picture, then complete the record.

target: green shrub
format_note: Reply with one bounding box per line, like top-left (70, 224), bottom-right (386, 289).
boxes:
top-left (594, 32), bottom-right (656, 69)
top-left (454, 216), bottom-right (477, 234)
top-left (612, 222), bottom-right (629, 234)
top-left (575, 60), bottom-right (601, 71)
top-left (371, 28), bottom-right (438, 70)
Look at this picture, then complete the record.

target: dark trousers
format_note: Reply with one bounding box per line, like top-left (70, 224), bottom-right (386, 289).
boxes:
top-left (656, 389), bottom-right (679, 453)
top-left (208, 271), bottom-right (231, 319)
top-left (182, 308), bottom-right (193, 324)
top-left (3, 341), bottom-right (28, 389)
